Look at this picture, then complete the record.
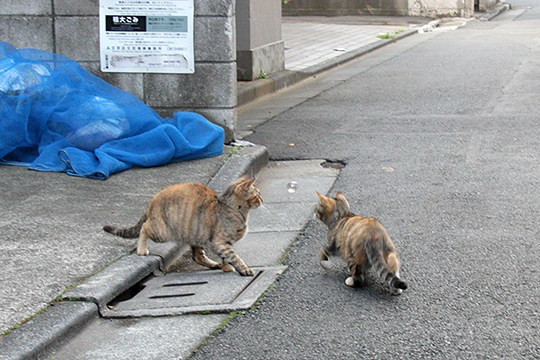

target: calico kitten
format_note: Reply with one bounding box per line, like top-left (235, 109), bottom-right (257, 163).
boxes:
top-left (315, 192), bottom-right (407, 295)
top-left (103, 176), bottom-right (263, 276)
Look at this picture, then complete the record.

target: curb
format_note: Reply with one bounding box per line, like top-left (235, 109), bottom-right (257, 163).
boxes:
top-left (477, 2), bottom-right (511, 21)
top-left (237, 28), bottom-right (418, 107)
top-left (0, 302), bottom-right (97, 360)
top-left (209, 144), bottom-right (269, 192)
top-left (0, 145), bottom-right (269, 360)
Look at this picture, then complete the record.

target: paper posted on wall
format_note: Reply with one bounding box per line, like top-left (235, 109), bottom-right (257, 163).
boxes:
top-left (99, 0), bottom-right (194, 74)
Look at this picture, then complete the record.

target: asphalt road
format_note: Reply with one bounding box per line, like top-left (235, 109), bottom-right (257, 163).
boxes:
top-left (190, 3), bottom-right (540, 359)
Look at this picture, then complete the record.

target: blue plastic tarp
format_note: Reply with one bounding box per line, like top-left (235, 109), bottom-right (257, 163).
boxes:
top-left (0, 42), bottom-right (224, 179)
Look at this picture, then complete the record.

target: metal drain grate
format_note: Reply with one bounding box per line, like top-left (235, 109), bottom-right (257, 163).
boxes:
top-left (102, 266), bottom-right (286, 318)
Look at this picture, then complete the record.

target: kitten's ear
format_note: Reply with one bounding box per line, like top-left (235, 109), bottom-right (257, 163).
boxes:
top-left (316, 192), bottom-right (333, 208)
top-left (225, 176), bottom-right (249, 195)
top-left (335, 192), bottom-right (350, 215)
top-left (237, 175), bottom-right (250, 183)
top-left (239, 176), bottom-right (256, 190)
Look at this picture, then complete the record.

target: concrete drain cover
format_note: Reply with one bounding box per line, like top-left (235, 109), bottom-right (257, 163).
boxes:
top-left (102, 266), bottom-right (286, 318)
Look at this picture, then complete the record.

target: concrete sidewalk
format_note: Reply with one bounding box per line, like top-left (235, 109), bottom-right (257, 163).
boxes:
top-left (0, 144), bottom-right (277, 357)
top-left (238, 9), bottom-right (509, 106)
top-left (238, 15), bottom-right (431, 106)
top-left (0, 10), bottom-right (508, 359)
top-left (0, 145), bottom-right (268, 350)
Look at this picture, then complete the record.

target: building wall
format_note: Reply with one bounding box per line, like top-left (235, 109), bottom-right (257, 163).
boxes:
top-left (283, 0), bottom-right (474, 17)
top-left (0, 0), bottom-right (238, 142)
top-left (282, 0), bottom-right (410, 16)
top-left (409, 0), bottom-right (474, 17)
top-left (478, 0), bottom-right (499, 12)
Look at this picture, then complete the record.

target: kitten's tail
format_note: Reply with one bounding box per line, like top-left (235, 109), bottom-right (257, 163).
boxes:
top-left (103, 214), bottom-right (147, 238)
top-left (365, 237), bottom-right (408, 291)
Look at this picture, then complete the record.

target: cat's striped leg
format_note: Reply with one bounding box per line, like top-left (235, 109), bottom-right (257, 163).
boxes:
top-left (320, 246), bottom-right (333, 270)
top-left (220, 263), bottom-right (235, 272)
top-left (213, 242), bottom-right (253, 276)
top-left (386, 252), bottom-right (406, 295)
top-left (345, 263), bottom-right (367, 287)
top-left (191, 246), bottom-right (221, 269)
top-left (136, 224), bottom-right (150, 256)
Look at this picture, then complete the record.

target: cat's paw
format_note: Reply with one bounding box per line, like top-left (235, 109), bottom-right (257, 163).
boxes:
top-left (221, 263), bottom-right (235, 272)
top-left (345, 277), bottom-right (355, 287)
top-left (137, 248), bottom-right (149, 256)
top-left (239, 268), bottom-right (254, 276)
top-left (320, 260), bottom-right (333, 270)
top-left (390, 288), bottom-right (403, 296)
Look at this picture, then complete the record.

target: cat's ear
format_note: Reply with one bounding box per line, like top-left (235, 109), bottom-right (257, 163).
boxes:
top-left (335, 192), bottom-right (350, 215)
top-left (245, 177), bottom-right (256, 187)
top-left (316, 192), bottom-right (336, 215)
top-left (237, 175), bottom-right (250, 183)
top-left (239, 177), bottom-right (256, 190)
top-left (316, 192), bottom-right (332, 207)
top-left (233, 175), bottom-right (249, 187)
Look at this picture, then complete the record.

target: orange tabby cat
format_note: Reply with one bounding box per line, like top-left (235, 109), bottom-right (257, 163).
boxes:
top-left (315, 192), bottom-right (407, 295)
top-left (103, 176), bottom-right (263, 276)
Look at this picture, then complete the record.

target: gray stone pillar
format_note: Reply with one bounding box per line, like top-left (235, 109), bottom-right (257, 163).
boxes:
top-left (236, 0), bottom-right (285, 81)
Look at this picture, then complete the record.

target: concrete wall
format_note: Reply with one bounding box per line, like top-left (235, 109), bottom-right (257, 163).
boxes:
top-left (236, 0), bottom-right (284, 81)
top-left (409, 0), bottom-right (474, 17)
top-left (282, 0), bottom-right (410, 16)
top-left (283, 0), bottom-right (474, 17)
top-left (478, 0), bottom-right (499, 12)
top-left (0, 0), bottom-right (238, 142)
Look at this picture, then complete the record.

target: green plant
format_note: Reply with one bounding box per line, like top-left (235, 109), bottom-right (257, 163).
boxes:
top-left (377, 32), bottom-right (396, 40)
top-left (258, 69), bottom-right (268, 79)
top-left (190, 311), bottom-right (245, 356)
top-left (377, 30), bottom-right (405, 40)
top-left (229, 145), bottom-right (241, 156)
top-left (212, 311), bottom-right (245, 334)
top-left (1, 306), bottom-right (49, 337)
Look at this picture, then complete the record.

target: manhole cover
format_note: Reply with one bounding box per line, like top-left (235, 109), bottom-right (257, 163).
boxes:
top-left (102, 266), bottom-right (286, 318)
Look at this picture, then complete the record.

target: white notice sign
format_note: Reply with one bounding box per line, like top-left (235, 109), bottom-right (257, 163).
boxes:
top-left (99, 0), bottom-right (194, 73)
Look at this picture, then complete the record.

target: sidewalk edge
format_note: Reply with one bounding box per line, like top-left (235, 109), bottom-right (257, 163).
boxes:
top-left (0, 302), bottom-right (97, 360)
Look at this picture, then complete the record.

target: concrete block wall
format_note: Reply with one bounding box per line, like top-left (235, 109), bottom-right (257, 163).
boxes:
top-left (0, 0), bottom-right (237, 142)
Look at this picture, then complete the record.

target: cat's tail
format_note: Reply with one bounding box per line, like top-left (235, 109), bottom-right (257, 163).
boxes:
top-left (103, 214), bottom-right (147, 238)
top-left (365, 237), bottom-right (408, 291)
